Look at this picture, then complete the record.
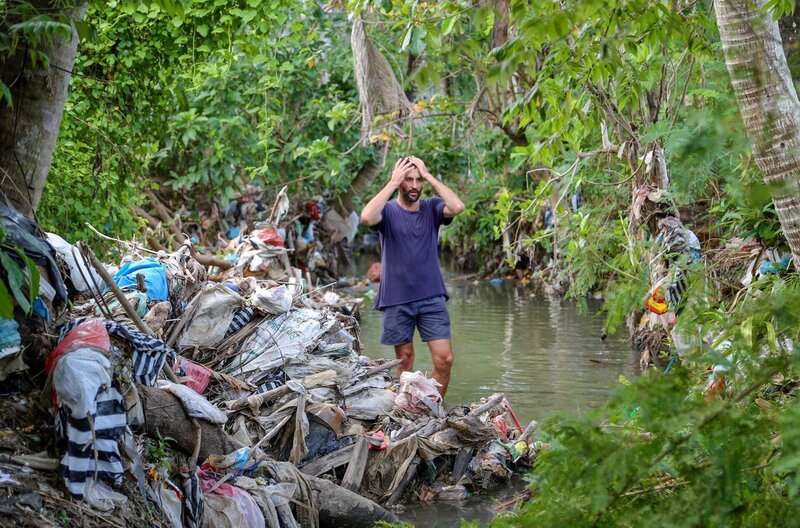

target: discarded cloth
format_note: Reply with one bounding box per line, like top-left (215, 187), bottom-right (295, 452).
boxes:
top-left (225, 307), bottom-right (255, 338)
top-left (55, 383), bottom-right (127, 499)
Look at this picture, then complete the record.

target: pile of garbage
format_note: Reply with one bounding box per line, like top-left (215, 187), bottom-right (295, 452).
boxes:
top-left (0, 200), bottom-right (540, 527)
top-left (157, 185), bottom-right (362, 292)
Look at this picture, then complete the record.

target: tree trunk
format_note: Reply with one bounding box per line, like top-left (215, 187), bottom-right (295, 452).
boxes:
top-left (716, 0), bottom-right (800, 266)
top-left (0, 0), bottom-right (86, 217)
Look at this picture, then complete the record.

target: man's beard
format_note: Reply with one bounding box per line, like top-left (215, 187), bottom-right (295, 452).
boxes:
top-left (401, 190), bottom-right (420, 203)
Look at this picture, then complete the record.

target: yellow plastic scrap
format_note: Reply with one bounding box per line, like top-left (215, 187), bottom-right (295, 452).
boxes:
top-left (645, 287), bottom-right (668, 315)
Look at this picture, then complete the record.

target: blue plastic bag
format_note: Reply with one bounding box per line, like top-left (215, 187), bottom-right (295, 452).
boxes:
top-left (111, 258), bottom-right (169, 301)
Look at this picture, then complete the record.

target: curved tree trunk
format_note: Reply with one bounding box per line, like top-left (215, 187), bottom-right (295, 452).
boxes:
top-left (715, 0), bottom-right (800, 266)
top-left (0, 0), bottom-right (86, 217)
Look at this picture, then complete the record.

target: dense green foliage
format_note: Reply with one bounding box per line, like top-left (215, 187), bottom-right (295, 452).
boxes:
top-left (493, 275), bottom-right (800, 526)
top-left (38, 0), bottom-right (375, 240)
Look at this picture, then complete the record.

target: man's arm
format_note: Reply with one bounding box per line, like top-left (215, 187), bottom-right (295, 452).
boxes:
top-left (360, 158), bottom-right (416, 226)
top-left (408, 156), bottom-right (465, 218)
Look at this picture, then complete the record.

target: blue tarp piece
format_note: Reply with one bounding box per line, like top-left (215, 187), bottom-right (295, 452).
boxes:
top-left (760, 257), bottom-right (791, 276)
top-left (110, 258), bottom-right (169, 301)
top-left (0, 319), bottom-right (20, 352)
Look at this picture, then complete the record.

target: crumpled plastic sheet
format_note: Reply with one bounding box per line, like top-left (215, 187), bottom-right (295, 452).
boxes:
top-left (0, 318), bottom-right (21, 360)
top-left (53, 347), bottom-right (112, 417)
top-left (232, 476), bottom-right (283, 528)
top-left (0, 202), bottom-right (67, 302)
top-left (83, 476), bottom-right (128, 512)
top-left (199, 469), bottom-right (265, 528)
top-left (224, 308), bottom-right (332, 381)
top-left (179, 283), bottom-right (245, 349)
top-left (345, 387), bottom-right (396, 421)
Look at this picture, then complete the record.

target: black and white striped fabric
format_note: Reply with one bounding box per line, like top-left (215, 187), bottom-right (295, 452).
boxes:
top-left (56, 383), bottom-right (127, 499)
top-left (225, 306), bottom-right (255, 338)
top-left (182, 472), bottom-right (204, 528)
top-left (55, 317), bottom-right (171, 499)
top-left (59, 317), bottom-right (171, 386)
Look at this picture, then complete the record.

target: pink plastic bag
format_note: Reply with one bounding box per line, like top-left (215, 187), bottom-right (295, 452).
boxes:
top-left (394, 371), bottom-right (442, 415)
top-left (175, 358), bottom-right (212, 394)
top-left (198, 468), bottom-right (265, 528)
top-left (46, 319), bottom-right (110, 374)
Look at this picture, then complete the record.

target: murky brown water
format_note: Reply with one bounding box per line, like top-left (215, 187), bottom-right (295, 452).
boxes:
top-left (354, 269), bottom-right (639, 526)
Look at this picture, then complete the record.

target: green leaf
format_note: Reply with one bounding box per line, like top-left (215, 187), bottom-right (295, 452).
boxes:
top-left (0, 280), bottom-right (13, 319)
top-left (17, 249), bottom-right (39, 309)
top-left (0, 252), bottom-right (31, 314)
top-left (197, 24), bottom-right (209, 37)
top-left (408, 26), bottom-right (426, 55)
top-left (401, 24), bottom-right (413, 51)
top-left (442, 16), bottom-right (456, 36)
top-left (0, 82), bottom-right (12, 107)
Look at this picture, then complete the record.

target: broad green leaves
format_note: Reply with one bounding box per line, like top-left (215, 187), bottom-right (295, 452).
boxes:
top-left (0, 231), bottom-right (41, 318)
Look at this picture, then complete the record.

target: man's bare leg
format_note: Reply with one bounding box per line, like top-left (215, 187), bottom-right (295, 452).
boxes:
top-left (428, 339), bottom-right (454, 397)
top-left (394, 342), bottom-right (415, 377)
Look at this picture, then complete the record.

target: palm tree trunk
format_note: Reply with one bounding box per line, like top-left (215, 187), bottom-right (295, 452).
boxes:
top-left (715, 0), bottom-right (800, 266)
top-left (0, 1), bottom-right (86, 217)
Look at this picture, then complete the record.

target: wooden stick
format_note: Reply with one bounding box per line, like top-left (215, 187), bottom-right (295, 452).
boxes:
top-left (190, 418), bottom-right (202, 470)
top-left (299, 444), bottom-right (357, 477)
top-left (468, 393), bottom-right (505, 417)
top-left (341, 436), bottom-right (369, 492)
top-left (521, 420), bottom-right (539, 441)
top-left (147, 189), bottom-right (184, 242)
top-left (85, 222), bottom-right (158, 254)
top-left (357, 359), bottom-right (403, 379)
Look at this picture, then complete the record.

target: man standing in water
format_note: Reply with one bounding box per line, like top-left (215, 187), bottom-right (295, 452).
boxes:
top-left (360, 156), bottom-right (465, 397)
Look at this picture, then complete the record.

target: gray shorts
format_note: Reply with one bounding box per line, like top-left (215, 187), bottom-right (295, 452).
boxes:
top-left (380, 296), bottom-right (451, 346)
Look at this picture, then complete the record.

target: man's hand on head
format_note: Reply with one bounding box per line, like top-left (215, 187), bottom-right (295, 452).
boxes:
top-left (407, 156), bottom-right (434, 182)
top-left (390, 157), bottom-right (416, 188)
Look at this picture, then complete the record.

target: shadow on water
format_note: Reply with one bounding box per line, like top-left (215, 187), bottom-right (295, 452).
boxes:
top-left (350, 262), bottom-right (639, 526)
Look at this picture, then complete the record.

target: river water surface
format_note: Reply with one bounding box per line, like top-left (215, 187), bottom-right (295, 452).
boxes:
top-left (354, 270), bottom-right (639, 526)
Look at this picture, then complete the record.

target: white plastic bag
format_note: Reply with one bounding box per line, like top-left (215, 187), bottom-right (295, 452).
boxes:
top-left (53, 347), bottom-right (112, 417)
top-left (83, 477), bottom-right (127, 512)
top-left (46, 233), bottom-right (103, 293)
top-left (250, 285), bottom-right (292, 315)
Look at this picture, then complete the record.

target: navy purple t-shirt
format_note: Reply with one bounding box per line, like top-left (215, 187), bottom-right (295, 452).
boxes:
top-left (372, 197), bottom-right (452, 310)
